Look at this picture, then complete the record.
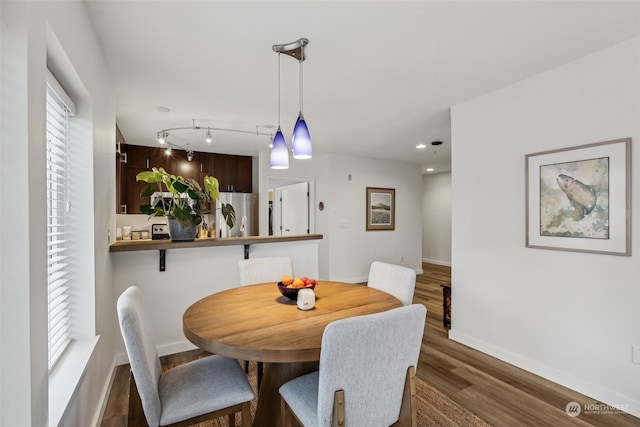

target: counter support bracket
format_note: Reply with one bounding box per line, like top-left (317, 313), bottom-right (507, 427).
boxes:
top-left (159, 249), bottom-right (166, 272)
top-left (244, 244), bottom-right (250, 260)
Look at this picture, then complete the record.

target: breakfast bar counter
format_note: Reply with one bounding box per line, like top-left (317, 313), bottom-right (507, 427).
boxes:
top-left (109, 233), bottom-right (323, 252)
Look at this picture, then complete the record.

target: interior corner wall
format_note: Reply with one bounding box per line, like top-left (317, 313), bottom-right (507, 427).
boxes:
top-left (0, 2), bottom-right (116, 426)
top-left (326, 154), bottom-right (423, 282)
top-left (450, 36), bottom-right (640, 416)
top-left (422, 172), bottom-right (451, 266)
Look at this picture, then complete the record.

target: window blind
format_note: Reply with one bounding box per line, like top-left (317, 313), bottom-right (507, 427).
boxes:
top-left (46, 84), bottom-right (72, 371)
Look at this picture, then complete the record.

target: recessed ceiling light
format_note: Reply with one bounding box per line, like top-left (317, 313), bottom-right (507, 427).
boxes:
top-left (156, 106), bottom-right (171, 112)
top-left (426, 168), bottom-right (434, 172)
top-left (416, 143), bottom-right (427, 149)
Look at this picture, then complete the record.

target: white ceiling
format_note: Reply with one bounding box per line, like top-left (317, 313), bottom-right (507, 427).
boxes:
top-left (85, 1), bottom-right (640, 174)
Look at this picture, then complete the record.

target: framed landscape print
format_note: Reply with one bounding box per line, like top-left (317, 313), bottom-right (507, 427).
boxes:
top-left (525, 138), bottom-right (631, 256)
top-left (366, 187), bottom-right (395, 231)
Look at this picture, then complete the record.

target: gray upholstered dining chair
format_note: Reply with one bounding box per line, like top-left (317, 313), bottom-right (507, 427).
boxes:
top-left (117, 286), bottom-right (255, 427)
top-left (279, 304), bottom-right (427, 427)
top-left (367, 261), bottom-right (417, 306)
top-left (237, 256), bottom-right (293, 389)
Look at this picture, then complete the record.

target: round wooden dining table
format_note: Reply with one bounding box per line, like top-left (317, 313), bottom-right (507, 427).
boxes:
top-left (183, 281), bottom-right (403, 427)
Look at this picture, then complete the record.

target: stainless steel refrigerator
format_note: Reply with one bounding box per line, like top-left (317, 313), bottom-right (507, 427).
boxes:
top-left (216, 193), bottom-right (258, 237)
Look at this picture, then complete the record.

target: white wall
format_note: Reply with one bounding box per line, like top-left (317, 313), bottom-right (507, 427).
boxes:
top-left (422, 172), bottom-right (451, 266)
top-left (325, 154), bottom-right (423, 282)
top-left (450, 37), bottom-right (640, 416)
top-left (0, 2), bottom-right (116, 426)
top-left (258, 151), bottom-right (424, 282)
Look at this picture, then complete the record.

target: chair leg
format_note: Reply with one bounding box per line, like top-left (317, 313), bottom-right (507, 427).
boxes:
top-left (395, 366), bottom-right (417, 427)
top-left (128, 371), bottom-right (147, 427)
top-left (241, 401), bottom-right (252, 427)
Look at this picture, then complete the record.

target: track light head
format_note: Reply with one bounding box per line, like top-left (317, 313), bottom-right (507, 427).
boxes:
top-left (205, 129), bottom-right (213, 143)
top-left (158, 131), bottom-right (168, 144)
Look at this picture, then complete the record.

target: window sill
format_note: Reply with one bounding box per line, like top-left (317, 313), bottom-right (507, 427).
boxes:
top-left (48, 336), bottom-right (99, 427)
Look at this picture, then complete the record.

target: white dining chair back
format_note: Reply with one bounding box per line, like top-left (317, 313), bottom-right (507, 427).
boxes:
top-left (117, 286), bottom-right (254, 427)
top-left (279, 304), bottom-right (427, 427)
top-left (367, 261), bottom-right (416, 306)
top-left (237, 256), bottom-right (293, 390)
top-left (238, 256), bottom-right (293, 285)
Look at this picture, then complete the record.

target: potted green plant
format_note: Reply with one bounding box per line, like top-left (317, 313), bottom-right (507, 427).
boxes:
top-left (136, 167), bottom-right (236, 241)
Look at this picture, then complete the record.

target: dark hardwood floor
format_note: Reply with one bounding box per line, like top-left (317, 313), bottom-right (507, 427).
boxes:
top-left (100, 263), bottom-right (639, 426)
top-left (415, 263), bottom-right (638, 427)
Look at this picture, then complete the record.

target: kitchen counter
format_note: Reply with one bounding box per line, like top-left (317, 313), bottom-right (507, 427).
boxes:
top-left (109, 233), bottom-right (323, 252)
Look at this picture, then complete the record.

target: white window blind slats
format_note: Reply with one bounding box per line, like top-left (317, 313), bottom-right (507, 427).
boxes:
top-left (47, 155), bottom-right (67, 172)
top-left (48, 277), bottom-right (69, 294)
top-left (47, 83), bottom-right (73, 371)
top-left (47, 246), bottom-right (68, 256)
top-left (47, 256), bottom-right (68, 270)
top-left (48, 269), bottom-right (68, 285)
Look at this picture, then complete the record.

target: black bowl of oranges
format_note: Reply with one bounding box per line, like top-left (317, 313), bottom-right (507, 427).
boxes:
top-left (277, 275), bottom-right (317, 300)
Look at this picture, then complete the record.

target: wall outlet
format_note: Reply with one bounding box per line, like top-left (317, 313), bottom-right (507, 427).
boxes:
top-left (633, 345), bottom-right (640, 365)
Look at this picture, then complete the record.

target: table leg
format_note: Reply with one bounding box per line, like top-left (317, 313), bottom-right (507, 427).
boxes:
top-left (252, 361), bottom-right (319, 427)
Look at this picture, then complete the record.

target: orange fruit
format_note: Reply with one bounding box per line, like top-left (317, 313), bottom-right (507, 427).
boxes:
top-left (281, 275), bottom-right (293, 285)
top-left (292, 278), bottom-right (305, 288)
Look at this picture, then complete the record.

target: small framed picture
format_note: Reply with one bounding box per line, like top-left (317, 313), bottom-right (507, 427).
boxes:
top-left (525, 138), bottom-right (631, 255)
top-left (366, 187), bottom-right (395, 231)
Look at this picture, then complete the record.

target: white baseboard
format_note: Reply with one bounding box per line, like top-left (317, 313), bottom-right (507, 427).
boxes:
top-left (449, 330), bottom-right (640, 418)
top-left (422, 258), bottom-right (451, 267)
top-left (93, 358), bottom-right (117, 427)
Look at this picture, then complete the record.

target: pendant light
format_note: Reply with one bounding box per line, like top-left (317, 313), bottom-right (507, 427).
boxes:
top-left (271, 38), bottom-right (312, 167)
top-left (270, 52), bottom-right (289, 169)
top-left (291, 41), bottom-right (312, 159)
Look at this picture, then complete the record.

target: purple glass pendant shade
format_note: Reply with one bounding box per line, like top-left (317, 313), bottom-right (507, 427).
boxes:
top-left (270, 127), bottom-right (289, 169)
top-left (291, 112), bottom-right (312, 159)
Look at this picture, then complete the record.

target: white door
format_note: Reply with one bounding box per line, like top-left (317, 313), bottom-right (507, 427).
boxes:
top-left (278, 182), bottom-right (309, 235)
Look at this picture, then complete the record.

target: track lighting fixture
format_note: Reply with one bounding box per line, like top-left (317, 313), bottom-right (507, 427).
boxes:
top-left (154, 119), bottom-right (271, 153)
top-left (157, 131), bottom-right (168, 144)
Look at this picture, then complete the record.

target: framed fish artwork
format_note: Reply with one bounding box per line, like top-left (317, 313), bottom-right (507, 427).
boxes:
top-left (525, 138), bottom-right (631, 256)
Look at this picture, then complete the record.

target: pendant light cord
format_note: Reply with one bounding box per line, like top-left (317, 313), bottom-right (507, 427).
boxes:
top-left (299, 45), bottom-right (304, 114)
top-left (278, 52), bottom-right (281, 126)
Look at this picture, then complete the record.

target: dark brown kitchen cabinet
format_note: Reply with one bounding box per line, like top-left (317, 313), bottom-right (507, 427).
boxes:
top-left (124, 167), bottom-right (149, 214)
top-left (174, 150), bottom-right (200, 182)
top-left (116, 126), bottom-right (127, 214)
top-left (212, 154), bottom-right (252, 193)
top-left (118, 145), bottom-right (175, 214)
top-left (115, 136), bottom-right (253, 213)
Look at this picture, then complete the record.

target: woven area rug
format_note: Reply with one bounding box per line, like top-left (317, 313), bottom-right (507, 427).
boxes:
top-left (164, 360), bottom-right (489, 426)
